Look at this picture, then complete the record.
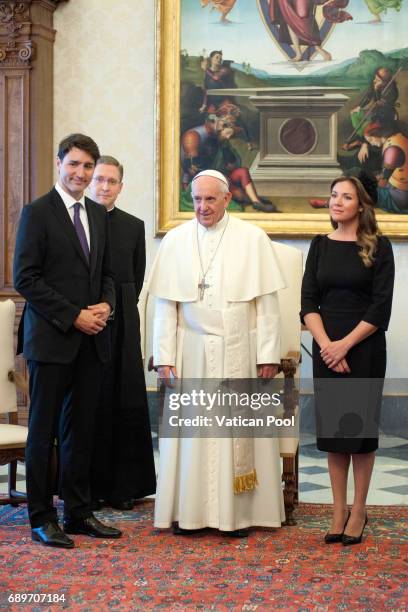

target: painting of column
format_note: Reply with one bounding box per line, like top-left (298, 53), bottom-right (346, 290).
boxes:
top-left (157, 0), bottom-right (408, 236)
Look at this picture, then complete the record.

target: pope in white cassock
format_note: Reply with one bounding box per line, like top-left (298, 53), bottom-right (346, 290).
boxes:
top-left (148, 170), bottom-right (286, 536)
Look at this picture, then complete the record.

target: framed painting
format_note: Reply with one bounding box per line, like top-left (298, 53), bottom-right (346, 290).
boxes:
top-left (156, 0), bottom-right (408, 237)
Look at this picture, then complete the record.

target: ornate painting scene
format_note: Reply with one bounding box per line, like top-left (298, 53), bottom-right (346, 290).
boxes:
top-left (173, 0), bottom-right (408, 234)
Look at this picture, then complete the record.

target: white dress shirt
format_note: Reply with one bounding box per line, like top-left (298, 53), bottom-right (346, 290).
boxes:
top-left (55, 182), bottom-right (91, 249)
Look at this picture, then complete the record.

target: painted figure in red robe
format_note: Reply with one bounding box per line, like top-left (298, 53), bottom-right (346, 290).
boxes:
top-left (267, 0), bottom-right (351, 62)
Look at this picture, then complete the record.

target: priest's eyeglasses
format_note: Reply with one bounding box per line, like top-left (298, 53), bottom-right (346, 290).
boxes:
top-left (92, 176), bottom-right (120, 186)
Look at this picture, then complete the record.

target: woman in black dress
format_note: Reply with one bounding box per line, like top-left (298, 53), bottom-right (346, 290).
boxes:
top-left (301, 170), bottom-right (394, 545)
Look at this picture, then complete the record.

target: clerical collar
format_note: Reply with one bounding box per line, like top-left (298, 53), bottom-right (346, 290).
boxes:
top-left (107, 205), bottom-right (116, 213)
top-left (197, 211), bottom-right (229, 235)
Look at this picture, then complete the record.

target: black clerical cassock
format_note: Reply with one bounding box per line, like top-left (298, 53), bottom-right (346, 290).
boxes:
top-left (91, 207), bottom-right (156, 505)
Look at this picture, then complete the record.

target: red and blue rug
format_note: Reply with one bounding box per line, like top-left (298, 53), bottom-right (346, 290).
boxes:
top-left (1, 501), bottom-right (407, 610)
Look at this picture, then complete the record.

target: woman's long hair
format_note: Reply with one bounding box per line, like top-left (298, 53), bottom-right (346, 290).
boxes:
top-left (330, 176), bottom-right (380, 267)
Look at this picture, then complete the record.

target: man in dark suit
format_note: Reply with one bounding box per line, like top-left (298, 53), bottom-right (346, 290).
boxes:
top-left (89, 156), bottom-right (156, 510)
top-left (14, 134), bottom-right (122, 548)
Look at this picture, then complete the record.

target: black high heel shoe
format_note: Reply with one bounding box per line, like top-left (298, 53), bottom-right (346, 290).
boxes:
top-left (342, 514), bottom-right (368, 546)
top-left (324, 510), bottom-right (350, 544)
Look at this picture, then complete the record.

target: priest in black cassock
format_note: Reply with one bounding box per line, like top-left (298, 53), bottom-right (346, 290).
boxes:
top-left (89, 155), bottom-right (156, 510)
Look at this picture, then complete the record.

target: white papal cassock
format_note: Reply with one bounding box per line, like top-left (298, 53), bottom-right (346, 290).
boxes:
top-left (148, 213), bottom-right (287, 530)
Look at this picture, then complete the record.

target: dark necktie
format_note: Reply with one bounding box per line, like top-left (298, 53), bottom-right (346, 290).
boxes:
top-left (73, 202), bottom-right (90, 262)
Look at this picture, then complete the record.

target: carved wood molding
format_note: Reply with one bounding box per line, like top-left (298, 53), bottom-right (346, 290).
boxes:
top-left (0, 0), bottom-right (65, 67)
top-left (0, 447), bottom-right (25, 465)
top-left (0, 2), bottom-right (32, 66)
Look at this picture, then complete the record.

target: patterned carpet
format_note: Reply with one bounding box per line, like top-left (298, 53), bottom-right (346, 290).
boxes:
top-left (1, 501), bottom-right (408, 610)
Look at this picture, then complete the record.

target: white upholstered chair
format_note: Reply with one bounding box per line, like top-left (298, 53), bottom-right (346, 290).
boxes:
top-left (0, 299), bottom-right (28, 506)
top-left (140, 239), bottom-right (303, 524)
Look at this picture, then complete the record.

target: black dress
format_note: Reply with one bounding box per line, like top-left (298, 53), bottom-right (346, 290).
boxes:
top-left (301, 235), bottom-right (394, 454)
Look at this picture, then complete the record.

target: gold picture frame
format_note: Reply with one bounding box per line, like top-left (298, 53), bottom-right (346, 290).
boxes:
top-left (155, 0), bottom-right (408, 238)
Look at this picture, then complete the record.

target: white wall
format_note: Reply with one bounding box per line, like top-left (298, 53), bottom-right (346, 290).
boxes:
top-left (54, 0), bottom-right (160, 271)
top-left (54, 0), bottom-right (407, 378)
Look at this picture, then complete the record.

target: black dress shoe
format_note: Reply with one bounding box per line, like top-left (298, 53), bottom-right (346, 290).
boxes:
top-left (31, 522), bottom-right (75, 549)
top-left (64, 515), bottom-right (122, 538)
top-left (172, 522), bottom-right (207, 535)
top-left (221, 528), bottom-right (250, 538)
top-left (110, 500), bottom-right (135, 511)
top-left (324, 510), bottom-right (350, 544)
top-left (342, 515), bottom-right (368, 546)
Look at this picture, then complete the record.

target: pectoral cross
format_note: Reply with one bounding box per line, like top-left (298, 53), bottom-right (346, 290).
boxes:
top-left (198, 277), bottom-right (210, 300)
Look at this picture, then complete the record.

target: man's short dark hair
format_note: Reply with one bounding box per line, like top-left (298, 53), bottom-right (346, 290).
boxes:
top-left (57, 133), bottom-right (100, 164)
top-left (96, 155), bottom-right (124, 181)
